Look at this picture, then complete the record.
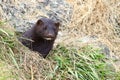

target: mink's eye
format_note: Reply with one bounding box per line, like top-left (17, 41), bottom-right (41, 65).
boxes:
top-left (55, 22), bottom-right (60, 28)
top-left (53, 27), bottom-right (56, 31)
top-left (43, 26), bottom-right (47, 30)
top-left (53, 27), bottom-right (58, 33)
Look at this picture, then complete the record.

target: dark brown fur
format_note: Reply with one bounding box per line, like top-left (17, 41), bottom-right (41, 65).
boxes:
top-left (20, 18), bottom-right (59, 58)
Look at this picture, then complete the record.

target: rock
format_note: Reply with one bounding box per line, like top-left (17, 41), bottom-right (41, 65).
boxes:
top-left (80, 35), bottom-right (110, 57)
top-left (97, 42), bottom-right (110, 58)
top-left (0, 0), bottom-right (72, 32)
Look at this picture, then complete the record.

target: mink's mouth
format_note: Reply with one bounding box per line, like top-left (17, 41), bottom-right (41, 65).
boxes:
top-left (42, 35), bottom-right (56, 40)
top-left (44, 37), bottom-right (54, 40)
top-left (44, 38), bottom-right (53, 40)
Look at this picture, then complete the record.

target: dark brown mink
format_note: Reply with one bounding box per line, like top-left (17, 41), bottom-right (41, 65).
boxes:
top-left (20, 18), bottom-right (60, 58)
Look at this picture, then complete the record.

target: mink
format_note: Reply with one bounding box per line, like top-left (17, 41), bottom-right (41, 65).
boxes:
top-left (20, 18), bottom-right (60, 58)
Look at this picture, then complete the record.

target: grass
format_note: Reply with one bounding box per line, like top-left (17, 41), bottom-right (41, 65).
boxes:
top-left (0, 21), bottom-right (54, 80)
top-left (0, 0), bottom-right (120, 79)
top-left (0, 60), bottom-right (16, 80)
top-left (0, 23), bottom-right (19, 67)
top-left (0, 21), bottom-right (120, 80)
top-left (48, 45), bottom-right (116, 80)
top-left (0, 22), bottom-right (19, 79)
top-left (66, 0), bottom-right (120, 56)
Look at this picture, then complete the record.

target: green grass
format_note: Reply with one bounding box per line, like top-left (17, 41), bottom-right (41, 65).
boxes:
top-left (0, 25), bottom-right (19, 68)
top-left (48, 45), bottom-right (116, 80)
top-left (0, 22), bottom-right (19, 79)
top-left (0, 21), bottom-right (119, 80)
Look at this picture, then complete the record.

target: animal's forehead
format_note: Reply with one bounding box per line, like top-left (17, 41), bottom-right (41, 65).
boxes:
top-left (40, 18), bottom-right (55, 24)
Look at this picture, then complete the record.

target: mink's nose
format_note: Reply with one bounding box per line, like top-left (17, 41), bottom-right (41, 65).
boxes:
top-left (47, 33), bottom-right (55, 38)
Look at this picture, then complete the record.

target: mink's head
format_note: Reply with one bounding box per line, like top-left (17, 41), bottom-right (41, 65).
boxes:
top-left (34, 18), bottom-right (60, 40)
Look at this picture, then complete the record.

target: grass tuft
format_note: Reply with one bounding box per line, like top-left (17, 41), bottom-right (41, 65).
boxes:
top-left (48, 45), bottom-right (116, 80)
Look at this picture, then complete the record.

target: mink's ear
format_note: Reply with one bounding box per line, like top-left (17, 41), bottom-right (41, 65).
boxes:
top-left (36, 19), bottom-right (44, 25)
top-left (55, 22), bottom-right (60, 28)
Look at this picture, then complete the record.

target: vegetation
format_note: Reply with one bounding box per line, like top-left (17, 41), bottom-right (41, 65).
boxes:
top-left (0, 0), bottom-right (120, 79)
top-left (0, 61), bottom-right (16, 80)
top-left (49, 45), bottom-right (116, 80)
top-left (0, 22), bottom-right (120, 80)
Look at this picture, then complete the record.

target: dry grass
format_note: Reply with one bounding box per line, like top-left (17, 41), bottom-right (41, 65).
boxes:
top-left (63, 0), bottom-right (120, 56)
top-left (55, 0), bottom-right (120, 72)
top-left (0, 0), bottom-right (120, 79)
top-left (0, 22), bottom-right (56, 80)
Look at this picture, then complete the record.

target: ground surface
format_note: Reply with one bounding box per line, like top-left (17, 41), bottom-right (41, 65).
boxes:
top-left (0, 0), bottom-right (120, 79)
